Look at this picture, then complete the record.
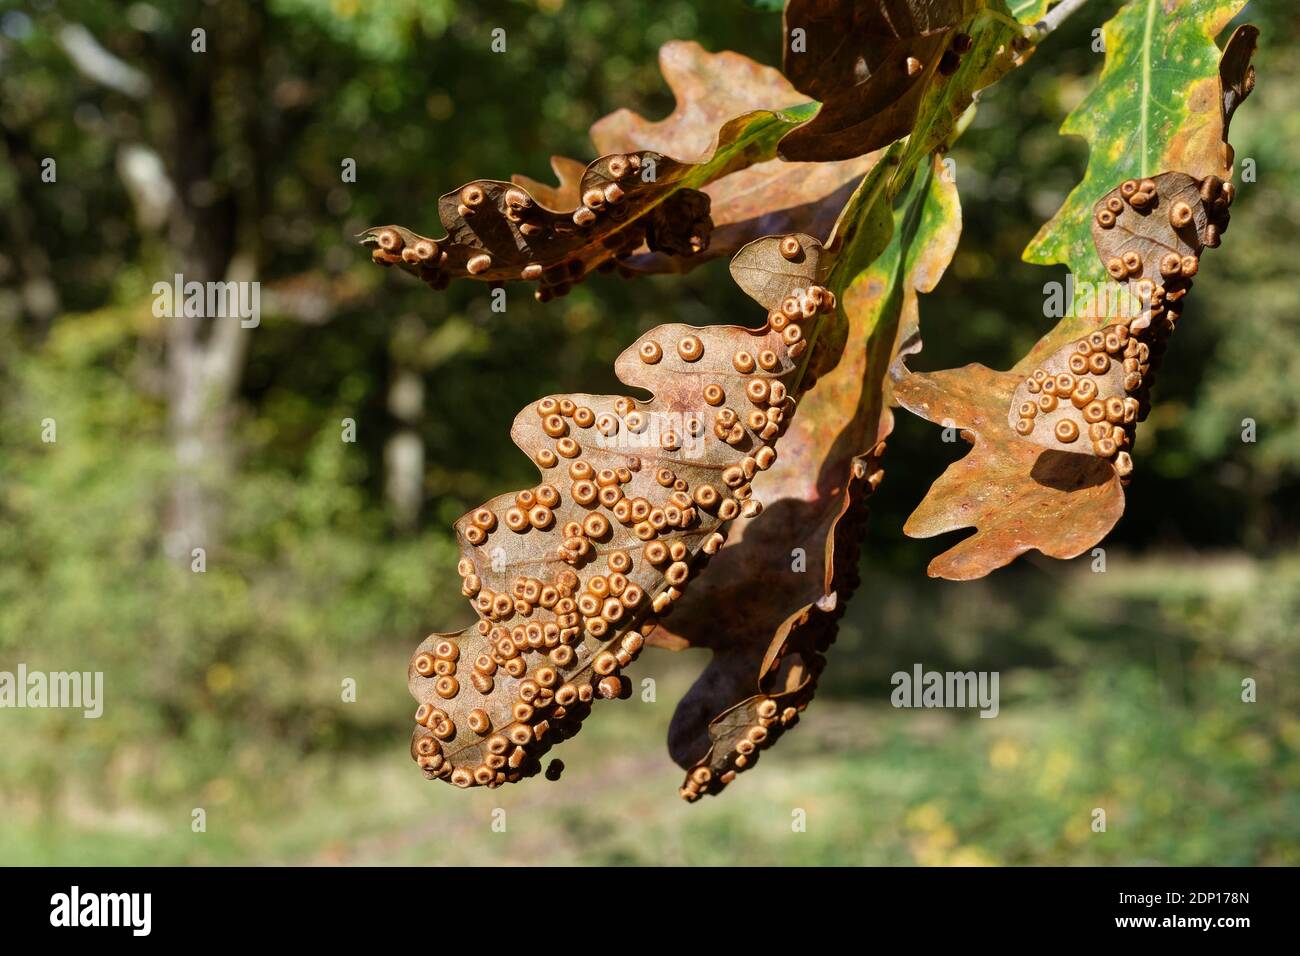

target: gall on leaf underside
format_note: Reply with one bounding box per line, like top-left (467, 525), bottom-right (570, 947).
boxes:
top-left (408, 231), bottom-right (844, 790)
top-left (363, 42), bottom-right (880, 298)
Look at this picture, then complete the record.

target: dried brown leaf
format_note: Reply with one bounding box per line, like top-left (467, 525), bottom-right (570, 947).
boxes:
top-left (593, 42), bottom-right (811, 161)
top-left (896, 364), bottom-right (1125, 579)
top-left (362, 42), bottom-right (875, 298)
top-left (1219, 24), bottom-right (1259, 160)
top-left (408, 234), bottom-right (843, 789)
top-left (779, 0), bottom-right (987, 162)
top-left (361, 151), bottom-right (715, 299)
top-left (592, 41), bottom-right (879, 273)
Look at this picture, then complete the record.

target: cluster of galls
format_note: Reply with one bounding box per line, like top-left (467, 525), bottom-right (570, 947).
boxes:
top-left (368, 226), bottom-right (451, 287)
top-left (416, 536), bottom-right (660, 786)
top-left (681, 446), bottom-right (885, 800)
top-left (681, 698), bottom-right (802, 801)
top-left (571, 152), bottom-right (642, 227)
top-left (559, 460), bottom-right (703, 561)
top-left (365, 150), bottom-right (716, 302)
top-left (411, 250), bottom-right (836, 790)
top-left (1095, 175), bottom-right (1233, 248)
top-left (414, 547), bottom-right (655, 787)
top-left (1010, 171), bottom-right (1233, 480)
top-left (1012, 325), bottom-right (1150, 476)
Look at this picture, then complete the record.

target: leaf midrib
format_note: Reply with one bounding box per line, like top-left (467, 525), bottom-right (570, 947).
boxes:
top-left (1139, 0), bottom-right (1157, 177)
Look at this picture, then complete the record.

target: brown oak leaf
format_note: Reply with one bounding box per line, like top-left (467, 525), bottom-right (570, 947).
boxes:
top-left (779, 0), bottom-right (986, 162)
top-left (363, 42), bottom-right (873, 298)
top-left (591, 41), bottom-right (879, 274)
top-left (361, 151), bottom-right (714, 300)
top-left (651, 158), bottom-right (961, 798)
top-left (898, 171), bottom-right (1236, 579)
top-left (1219, 23), bottom-right (1259, 169)
top-left (408, 234), bottom-right (842, 789)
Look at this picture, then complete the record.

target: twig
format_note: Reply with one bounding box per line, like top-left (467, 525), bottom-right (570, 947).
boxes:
top-left (1035, 0), bottom-right (1092, 39)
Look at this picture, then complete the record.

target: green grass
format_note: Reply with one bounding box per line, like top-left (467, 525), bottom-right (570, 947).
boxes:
top-left (3, 553), bottom-right (1296, 866)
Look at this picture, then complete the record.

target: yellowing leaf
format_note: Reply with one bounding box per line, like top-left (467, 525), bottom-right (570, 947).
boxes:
top-left (900, 4), bottom-right (1259, 580)
top-left (1024, 0), bottom-right (1249, 319)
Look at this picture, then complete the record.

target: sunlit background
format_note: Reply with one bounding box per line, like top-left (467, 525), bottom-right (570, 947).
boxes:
top-left (1, 0), bottom-right (1296, 864)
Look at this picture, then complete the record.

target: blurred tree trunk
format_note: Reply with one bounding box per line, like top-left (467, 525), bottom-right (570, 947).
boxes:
top-left (161, 256), bottom-right (253, 560)
top-left (385, 370), bottom-right (426, 531)
top-left (148, 4), bottom-right (264, 561)
top-left (385, 315), bottom-right (428, 530)
top-left (53, 12), bottom-right (253, 561)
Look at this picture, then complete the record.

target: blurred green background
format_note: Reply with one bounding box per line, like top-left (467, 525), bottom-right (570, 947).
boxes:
top-left (1, 0), bottom-right (1296, 865)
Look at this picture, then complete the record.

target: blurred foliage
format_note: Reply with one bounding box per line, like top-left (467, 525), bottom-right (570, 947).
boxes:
top-left (0, 0), bottom-right (1296, 864)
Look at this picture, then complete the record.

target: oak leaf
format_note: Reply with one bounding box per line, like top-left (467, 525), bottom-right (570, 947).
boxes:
top-left (408, 233), bottom-right (843, 789)
top-left (1218, 23), bottom-right (1259, 163)
top-left (778, 0), bottom-right (993, 161)
top-left (899, 170), bottom-right (1240, 578)
top-left (641, 0), bottom-right (1054, 797)
top-left (591, 41), bottom-right (879, 274)
top-left (655, 158), bottom-right (961, 797)
top-left (363, 42), bottom-right (875, 297)
top-left (899, 1), bottom-right (1259, 580)
top-left (1024, 0), bottom-right (1251, 299)
top-left (362, 150), bottom-right (719, 300)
